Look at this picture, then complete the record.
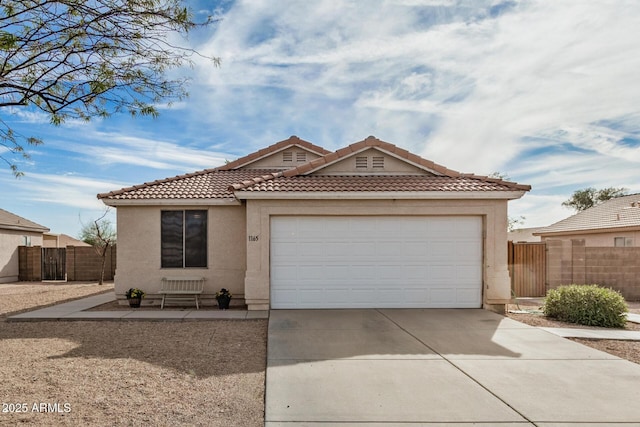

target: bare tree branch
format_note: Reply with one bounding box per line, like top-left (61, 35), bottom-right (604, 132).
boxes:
top-left (1, 0), bottom-right (219, 175)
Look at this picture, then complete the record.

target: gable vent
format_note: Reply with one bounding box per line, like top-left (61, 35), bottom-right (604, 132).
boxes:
top-left (283, 151), bottom-right (293, 162)
top-left (355, 156), bottom-right (368, 168)
top-left (372, 156), bottom-right (384, 169)
top-left (296, 152), bottom-right (306, 162)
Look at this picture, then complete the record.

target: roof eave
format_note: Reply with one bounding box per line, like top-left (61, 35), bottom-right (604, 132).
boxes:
top-left (101, 198), bottom-right (241, 207)
top-left (233, 190), bottom-right (528, 200)
top-left (0, 224), bottom-right (50, 233)
top-left (534, 224), bottom-right (640, 237)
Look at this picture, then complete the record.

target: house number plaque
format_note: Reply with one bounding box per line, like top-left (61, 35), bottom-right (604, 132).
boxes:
top-left (248, 235), bottom-right (259, 242)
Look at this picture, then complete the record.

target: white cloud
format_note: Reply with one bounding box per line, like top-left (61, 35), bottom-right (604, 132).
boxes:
top-left (5, 1), bottom-right (639, 231)
top-left (47, 130), bottom-right (230, 171)
top-left (1, 171), bottom-right (123, 210)
top-left (509, 193), bottom-right (571, 228)
top-left (421, 2), bottom-right (640, 172)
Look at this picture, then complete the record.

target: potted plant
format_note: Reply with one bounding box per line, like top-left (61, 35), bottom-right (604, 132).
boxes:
top-left (215, 288), bottom-right (232, 310)
top-left (125, 288), bottom-right (145, 308)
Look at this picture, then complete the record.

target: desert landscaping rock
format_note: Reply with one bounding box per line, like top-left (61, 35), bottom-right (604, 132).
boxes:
top-left (0, 282), bottom-right (266, 426)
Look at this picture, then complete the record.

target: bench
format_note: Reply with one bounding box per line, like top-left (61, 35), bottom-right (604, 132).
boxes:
top-left (159, 277), bottom-right (205, 309)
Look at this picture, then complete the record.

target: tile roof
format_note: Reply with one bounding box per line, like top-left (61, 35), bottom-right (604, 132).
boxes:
top-left (217, 135), bottom-right (331, 171)
top-left (535, 194), bottom-right (640, 235)
top-left (229, 174), bottom-right (529, 193)
top-left (98, 136), bottom-right (531, 202)
top-left (0, 208), bottom-right (49, 232)
top-left (98, 169), bottom-right (279, 200)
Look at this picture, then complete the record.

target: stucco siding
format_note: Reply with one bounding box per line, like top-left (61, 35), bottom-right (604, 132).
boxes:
top-left (240, 149), bottom-right (322, 169)
top-left (541, 231), bottom-right (640, 247)
top-left (317, 148), bottom-right (427, 175)
top-left (114, 205), bottom-right (246, 303)
top-left (0, 230), bottom-right (43, 283)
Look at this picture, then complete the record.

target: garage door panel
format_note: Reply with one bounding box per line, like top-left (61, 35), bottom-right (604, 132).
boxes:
top-left (455, 265), bottom-right (482, 282)
top-left (457, 288), bottom-right (482, 304)
top-left (427, 241), bottom-right (457, 259)
top-left (431, 288), bottom-right (456, 304)
top-left (271, 241), bottom-right (299, 258)
top-left (455, 241), bottom-right (482, 260)
top-left (403, 241), bottom-right (429, 255)
top-left (271, 216), bottom-right (483, 309)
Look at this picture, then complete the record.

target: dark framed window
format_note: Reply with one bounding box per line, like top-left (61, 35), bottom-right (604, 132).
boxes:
top-left (161, 210), bottom-right (207, 268)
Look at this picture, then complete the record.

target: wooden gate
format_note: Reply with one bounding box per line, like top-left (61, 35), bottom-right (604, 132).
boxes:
top-left (508, 241), bottom-right (546, 297)
top-left (42, 248), bottom-right (66, 281)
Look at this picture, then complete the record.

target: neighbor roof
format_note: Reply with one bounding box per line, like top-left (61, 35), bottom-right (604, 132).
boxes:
top-left (535, 194), bottom-right (640, 236)
top-left (0, 208), bottom-right (49, 233)
top-left (98, 136), bottom-right (530, 203)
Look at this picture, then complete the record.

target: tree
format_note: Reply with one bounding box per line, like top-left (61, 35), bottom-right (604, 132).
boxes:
top-left (1, 0), bottom-right (218, 176)
top-left (508, 215), bottom-right (525, 232)
top-left (562, 187), bottom-right (628, 212)
top-left (79, 210), bottom-right (116, 285)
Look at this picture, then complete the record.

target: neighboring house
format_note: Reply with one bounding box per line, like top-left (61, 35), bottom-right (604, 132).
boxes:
top-left (534, 194), bottom-right (640, 246)
top-left (43, 233), bottom-right (91, 248)
top-left (99, 136), bottom-right (530, 312)
top-left (0, 208), bottom-right (49, 283)
top-left (508, 227), bottom-right (542, 242)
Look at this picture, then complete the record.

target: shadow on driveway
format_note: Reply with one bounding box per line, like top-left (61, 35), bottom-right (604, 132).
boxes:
top-left (266, 308), bottom-right (640, 425)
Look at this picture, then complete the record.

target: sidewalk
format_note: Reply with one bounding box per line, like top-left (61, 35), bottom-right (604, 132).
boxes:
top-left (542, 327), bottom-right (640, 340)
top-left (7, 293), bottom-right (269, 321)
top-left (7, 294), bottom-right (637, 340)
top-left (509, 305), bottom-right (640, 340)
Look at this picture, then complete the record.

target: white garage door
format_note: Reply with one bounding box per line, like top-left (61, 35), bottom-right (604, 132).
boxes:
top-left (270, 216), bottom-right (483, 309)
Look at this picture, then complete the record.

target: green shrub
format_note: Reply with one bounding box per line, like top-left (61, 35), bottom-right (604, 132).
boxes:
top-left (543, 284), bottom-right (628, 328)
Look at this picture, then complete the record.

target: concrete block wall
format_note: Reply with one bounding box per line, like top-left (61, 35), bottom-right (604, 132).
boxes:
top-left (18, 246), bottom-right (42, 281)
top-left (546, 239), bottom-right (573, 289)
top-left (546, 239), bottom-right (640, 301)
top-left (585, 247), bottom-right (640, 300)
top-left (66, 246), bottom-right (116, 281)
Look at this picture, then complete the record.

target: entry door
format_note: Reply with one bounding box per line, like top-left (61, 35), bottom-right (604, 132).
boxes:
top-left (270, 216), bottom-right (483, 308)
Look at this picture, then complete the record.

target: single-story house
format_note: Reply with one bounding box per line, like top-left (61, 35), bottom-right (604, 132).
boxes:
top-left (534, 194), bottom-right (640, 247)
top-left (98, 136), bottom-right (530, 312)
top-left (0, 208), bottom-right (49, 283)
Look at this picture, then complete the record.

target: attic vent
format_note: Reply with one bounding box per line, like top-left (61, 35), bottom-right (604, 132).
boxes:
top-left (283, 151), bottom-right (293, 162)
top-left (296, 152), bottom-right (306, 162)
top-left (372, 156), bottom-right (384, 169)
top-left (355, 156), bottom-right (368, 168)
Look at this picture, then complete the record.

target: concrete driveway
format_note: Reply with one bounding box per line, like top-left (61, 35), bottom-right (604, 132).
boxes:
top-left (266, 309), bottom-right (640, 425)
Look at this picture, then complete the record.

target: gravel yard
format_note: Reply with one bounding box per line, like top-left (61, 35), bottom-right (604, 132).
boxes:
top-left (0, 282), bottom-right (267, 426)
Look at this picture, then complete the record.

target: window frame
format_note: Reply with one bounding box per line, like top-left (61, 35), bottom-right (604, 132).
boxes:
top-left (161, 210), bottom-right (208, 268)
top-left (614, 237), bottom-right (633, 247)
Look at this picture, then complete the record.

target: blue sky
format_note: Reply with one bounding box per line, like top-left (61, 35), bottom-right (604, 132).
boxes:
top-left (2, 0), bottom-right (640, 237)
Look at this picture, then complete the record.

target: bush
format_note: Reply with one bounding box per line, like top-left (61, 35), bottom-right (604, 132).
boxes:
top-left (543, 284), bottom-right (628, 328)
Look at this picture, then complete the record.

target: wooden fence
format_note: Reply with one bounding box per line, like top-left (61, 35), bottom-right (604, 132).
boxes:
top-left (508, 241), bottom-right (546, 297)
top-left (19, 245), bottom-right (116, 282)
